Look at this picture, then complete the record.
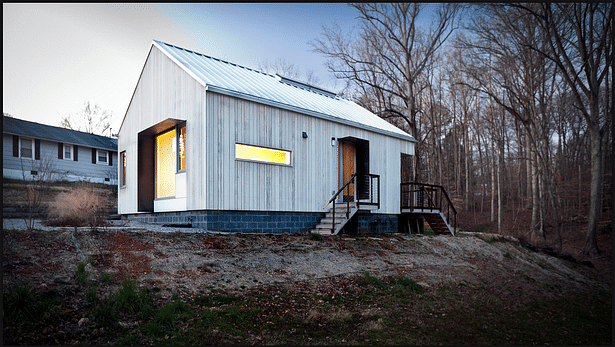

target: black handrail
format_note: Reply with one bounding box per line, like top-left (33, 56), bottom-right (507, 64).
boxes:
top-left (324, 173), bottom-right (380, 234)
top-left (401, 182), bottom-right (457, 233)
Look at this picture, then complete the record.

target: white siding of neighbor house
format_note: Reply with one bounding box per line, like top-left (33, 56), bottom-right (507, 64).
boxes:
top-left (3, 134), bottom-right (117, 184)
top-left (118, 44), bottom-right (414, 215)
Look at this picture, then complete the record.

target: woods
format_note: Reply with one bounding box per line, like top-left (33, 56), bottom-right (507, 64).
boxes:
top-left (314, 3), bottom-right (612, 255)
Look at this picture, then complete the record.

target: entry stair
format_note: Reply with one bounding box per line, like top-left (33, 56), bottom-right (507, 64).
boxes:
top-left (312, 173), bottom-right (380, 236)
top-left (412, 209), bottom-right (455, 235)
top-left (401, 182), bottom-right (457, 236)
top-left (424, 211), bottom-right (455, 235)
top-left (311, 203), bottom-right (358, 236)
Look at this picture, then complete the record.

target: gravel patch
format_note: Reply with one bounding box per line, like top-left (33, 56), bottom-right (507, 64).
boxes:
top-left (3, 219), bottom-right (610, 299)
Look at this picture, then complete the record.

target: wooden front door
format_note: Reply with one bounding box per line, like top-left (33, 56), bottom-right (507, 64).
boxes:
top-left (340, 141), bottom-right (355, 202)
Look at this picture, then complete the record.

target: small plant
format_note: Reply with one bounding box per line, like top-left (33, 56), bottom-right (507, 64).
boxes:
top-left (141, 321), bottom-right (165, 337)
top-left (93, 302), bottom-right (116, 326)
top-left (310, 232), bottom-right (324, 241)
top-left (3, 285), bottom-right (37, 321)
top-left (85, 287), bottom-right (98, 302)
top-left (101, 272), bottom-right (112, 283)
top-left (389, 276), bottom-right (424, 294)
top-left (111, 277), bottom-right (140, 314)
top-left (504, 252), bottom-right (512, 259)
top-left (75, 262), bottom-right (88, 284)
top-left (423, 226), bottom-right (435, 235)
top-left (356, 272), bottom-right (386, 290)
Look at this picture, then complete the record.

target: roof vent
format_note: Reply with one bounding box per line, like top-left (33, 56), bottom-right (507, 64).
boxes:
top-left (275, 74), bottom-right (337, 98)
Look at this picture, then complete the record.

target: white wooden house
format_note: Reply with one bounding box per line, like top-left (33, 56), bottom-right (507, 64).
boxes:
top-left (118, 40), bottom-right (433, 234)
top-left (3, 116), bottom-right (118, 184)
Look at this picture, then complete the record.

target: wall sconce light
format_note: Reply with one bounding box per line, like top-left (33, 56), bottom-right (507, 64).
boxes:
top-left (331, 137), bottom-right (336, 146)
top-left (302, 131), bottom-right (308, 139)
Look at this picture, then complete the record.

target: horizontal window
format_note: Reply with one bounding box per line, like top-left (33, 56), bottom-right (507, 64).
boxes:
top-left (235, 143), bottom-right (291, 165)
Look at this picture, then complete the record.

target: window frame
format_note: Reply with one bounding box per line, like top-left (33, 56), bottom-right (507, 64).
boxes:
top-left (19, 137), bottom-right (34, 159)
top-left (63, 144), bottom-right (73, 160)
top-left (235, 143), bottom-right (293, 166)
top-left (120, 151), bottom-right (127, 188)
top-left (177, 124), bottom-right (186, 172)
top-left (155, 127), bottom-right (177, 199)
top-left (96, 150), bottom-right (108, 164)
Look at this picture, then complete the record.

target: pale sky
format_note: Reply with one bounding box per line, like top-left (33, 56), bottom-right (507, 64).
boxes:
top-left (3, 3), bottom-right (359, 134)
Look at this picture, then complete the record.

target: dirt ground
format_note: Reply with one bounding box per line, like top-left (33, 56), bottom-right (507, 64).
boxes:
top-left (3, 223), bottom-right (611, 303)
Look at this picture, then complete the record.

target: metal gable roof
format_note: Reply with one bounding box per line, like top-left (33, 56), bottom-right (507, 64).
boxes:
top-left (152, 40), bottom-right (416, 142)
top-left (3, 116), bottom-right (117, 151)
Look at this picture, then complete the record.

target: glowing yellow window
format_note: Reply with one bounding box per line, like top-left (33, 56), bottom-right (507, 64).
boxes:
top-left (156, 129), bottom-right (176, 199)
top-left (235, 143), bottom-right (291, 165)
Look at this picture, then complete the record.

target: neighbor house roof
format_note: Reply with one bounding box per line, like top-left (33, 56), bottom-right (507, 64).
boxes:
top-left (150, 40), bottom-right (416, 142)
top-left (3, 116), bottom-right (117, 151)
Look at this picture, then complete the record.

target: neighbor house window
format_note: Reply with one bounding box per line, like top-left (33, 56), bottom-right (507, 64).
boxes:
top-left (20, 138), bottom-right (33, 158)
top-left (235, 143), bottom-right (292, 165)
top-left (156, 128), bottom-right (176, 199)
top-left (64, 144), bottom-right (73, 160)
top-left (97, 150), bottom-right (108, 164)
top-left (120, 151), bottom-right (127, 187)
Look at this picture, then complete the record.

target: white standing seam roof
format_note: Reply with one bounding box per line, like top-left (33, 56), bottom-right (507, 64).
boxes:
top-left (152, 40), bottom-right (416, 142)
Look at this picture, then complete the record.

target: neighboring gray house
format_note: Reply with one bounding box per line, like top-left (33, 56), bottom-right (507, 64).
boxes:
top-left (119, 40), bottom-right (455, 235)
top-left (3, 116), bottom-right (118, 185)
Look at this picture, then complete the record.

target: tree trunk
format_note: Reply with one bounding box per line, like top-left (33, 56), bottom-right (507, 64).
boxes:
top-left (491, 138), bottom-right (496, 223)
top-left (583, 123), bottom-right (603, 255)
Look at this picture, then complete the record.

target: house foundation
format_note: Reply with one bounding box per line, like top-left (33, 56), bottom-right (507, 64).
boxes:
top-left (122, 210), bottom-right (325, 234)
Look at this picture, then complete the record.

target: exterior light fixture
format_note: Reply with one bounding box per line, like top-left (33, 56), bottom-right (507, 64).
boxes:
top-left (302, 131), bottom-right (308, 139)
top-left (331, 137), bottom-right (336, 146)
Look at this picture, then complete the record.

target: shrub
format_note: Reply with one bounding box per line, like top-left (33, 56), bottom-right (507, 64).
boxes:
top-left (75, 262), bottom-right (88, 284)
top-left (46, 182), bottom-right (109, 229)
top-left (3, 285), bottom-right (37, 321)
top-left (93, 302), bottom-right (116, 326)
top-left (111, 277), bottom-right (140, 314)
top-left (389, 276), bottom-right (424, 294)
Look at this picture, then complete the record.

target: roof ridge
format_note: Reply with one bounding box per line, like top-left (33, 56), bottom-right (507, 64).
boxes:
top-left (3, 115), bottom-right (115, 139)
top-left (153, 39), bottom-right (274, 78)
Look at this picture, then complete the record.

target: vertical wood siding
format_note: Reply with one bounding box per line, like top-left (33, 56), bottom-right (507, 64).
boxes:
top-left (118, 46), bottom-right (206, 214)
top-left (205, 92), bottom-right (413, 214)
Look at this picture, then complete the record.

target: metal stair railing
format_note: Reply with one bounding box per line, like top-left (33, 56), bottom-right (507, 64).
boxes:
top-left (324, 173), bottom-right (380, 234)
top-left (401, 182), bottom-right (457, 233)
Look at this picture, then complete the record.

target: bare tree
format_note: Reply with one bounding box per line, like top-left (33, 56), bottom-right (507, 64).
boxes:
top-left (60, 101), bottom-right (113, 136)
top-left (312, 3), bottom-right (459, 181)
top-left (516, 3), bottom-right (612, 256)
top-left (19, 155), bottom-right (58, 231)
top-left (456, 4), bottom-right (568, 244)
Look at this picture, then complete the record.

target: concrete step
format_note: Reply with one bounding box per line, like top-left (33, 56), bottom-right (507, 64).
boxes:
top-left (311, 229), bottom-right (333, 235)
top-left (319, 217), bottom-right (347, 225)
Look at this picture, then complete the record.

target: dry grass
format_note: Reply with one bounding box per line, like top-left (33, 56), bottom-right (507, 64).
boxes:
top-left (46, 182), bottom-right (109, 228)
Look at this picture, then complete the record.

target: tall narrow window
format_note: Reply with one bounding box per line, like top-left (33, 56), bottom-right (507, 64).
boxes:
top-left (120, 151), bottom-right (127, 187)
top-left (156, 128), bottom-right (176, 199)
top-left (178, 125), bottom-right (186, 171)
top-left (64, 144), bottom-right (73, 160)
top-left (20, 138), bottom-right (33, 158)
top-left (235, 143), bottom-right (292, 165)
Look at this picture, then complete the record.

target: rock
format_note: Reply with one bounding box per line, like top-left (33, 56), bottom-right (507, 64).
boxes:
top-left (78, 318), bottom-right (90, 327)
